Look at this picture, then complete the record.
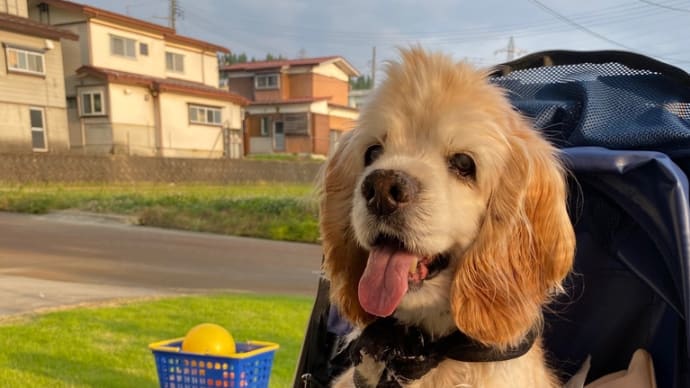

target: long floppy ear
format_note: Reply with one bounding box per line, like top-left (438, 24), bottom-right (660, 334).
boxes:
top-left (451, 115), bottom-right (575, 349)
top-left (318, 131), bottom-right (373, 327)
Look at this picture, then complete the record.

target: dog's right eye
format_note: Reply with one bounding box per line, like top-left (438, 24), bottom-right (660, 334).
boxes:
top-left (364, 144), bottom-right (383, 166)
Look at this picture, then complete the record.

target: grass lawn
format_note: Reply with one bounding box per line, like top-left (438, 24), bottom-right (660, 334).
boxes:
top-left (0, 183), bottom-right (319, 243)
top-left (0, 294), bottom-right (313, 388)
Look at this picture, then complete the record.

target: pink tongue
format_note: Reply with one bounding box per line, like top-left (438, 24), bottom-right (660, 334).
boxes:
top-left (358, 245), bottom-right (419, 317)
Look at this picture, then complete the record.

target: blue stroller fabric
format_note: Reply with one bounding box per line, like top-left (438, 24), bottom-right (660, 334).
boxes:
top-left (491, 50), bottom-right (690, 388)
top-left (293, 51), bottom-right (690, 388)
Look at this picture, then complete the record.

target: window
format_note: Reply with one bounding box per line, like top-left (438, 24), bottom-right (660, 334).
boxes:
top-left (189, 104), bottom-right (222, 125)
top-left (255, 74), bottom-right (279, 89)
top-left (110, 35), bottom-right (136, 58)
top-left (30, 108), bottom-right (47, 151)
top-left (66, 96), bottom-right (77, 109)
top-left (139, 43), bottom-right (149, 56)
top-left (5, 47), bottom-right (45, 75)
top-left (166, 52), bottom-right (184, 73)
top-left (260, 117), bottom-right (270, 136)
top-left (79, 89), bottom-right (105, 116)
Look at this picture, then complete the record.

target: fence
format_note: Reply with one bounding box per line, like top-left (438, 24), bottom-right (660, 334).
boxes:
top-left (0, 153), bottom-right (323, 184)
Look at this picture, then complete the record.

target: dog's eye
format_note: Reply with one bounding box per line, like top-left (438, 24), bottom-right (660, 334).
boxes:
top-left (364, 144), bottom-right (383, 166)
top-left (449, 153), bottom-right (476, 179)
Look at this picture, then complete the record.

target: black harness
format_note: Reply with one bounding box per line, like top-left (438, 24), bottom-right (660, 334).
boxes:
top-left (349, 317), bottom-right (539, 388)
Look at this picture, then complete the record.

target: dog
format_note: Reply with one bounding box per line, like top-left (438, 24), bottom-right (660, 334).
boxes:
top-left (318, 47), bottom-right (575, 387)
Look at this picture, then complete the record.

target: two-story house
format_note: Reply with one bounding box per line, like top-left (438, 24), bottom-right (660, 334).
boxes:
top-left (28, 0), bottom-right (248, 158)
top-left (221, 56), bottom-right (359, 156)
top-left (0, 0), bottom-right (77, 153)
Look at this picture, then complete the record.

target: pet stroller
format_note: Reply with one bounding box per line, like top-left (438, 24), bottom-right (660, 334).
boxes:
top-left (293, 50), bottom-right (690, 388)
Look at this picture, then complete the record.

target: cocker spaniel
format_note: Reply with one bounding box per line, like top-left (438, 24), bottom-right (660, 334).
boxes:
top-left (318, 48), bottom-right (575, 387)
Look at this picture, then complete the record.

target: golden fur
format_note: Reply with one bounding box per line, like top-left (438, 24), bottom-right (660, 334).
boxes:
top-left (319, 47), bottom-right (575, 387)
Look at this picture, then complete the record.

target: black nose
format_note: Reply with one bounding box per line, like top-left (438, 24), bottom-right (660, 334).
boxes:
top-left (361, 169), bottom-right (420, 216)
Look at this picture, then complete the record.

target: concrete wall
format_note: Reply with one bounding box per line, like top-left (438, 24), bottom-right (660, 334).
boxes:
top-left (0, 153), bottom-right (322, 183)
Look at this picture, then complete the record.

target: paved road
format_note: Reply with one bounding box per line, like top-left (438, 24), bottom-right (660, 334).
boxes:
top-left (0, 211), bottom-right (323, 315)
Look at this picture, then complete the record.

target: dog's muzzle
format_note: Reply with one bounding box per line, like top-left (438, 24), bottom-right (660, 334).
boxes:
top-left (361, 169), bottom-right (420, 217)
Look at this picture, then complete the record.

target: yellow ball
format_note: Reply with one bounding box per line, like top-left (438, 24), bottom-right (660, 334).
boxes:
top-left (181, 323), bottom-right (236, 356)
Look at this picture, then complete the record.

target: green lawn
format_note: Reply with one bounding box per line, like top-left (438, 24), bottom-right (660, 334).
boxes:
top-left (0, 294), bottom-right (313, 388)
top-left (0, 183), bottom-right (320, 243)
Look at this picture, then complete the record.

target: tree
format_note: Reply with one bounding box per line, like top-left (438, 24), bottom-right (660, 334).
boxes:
top-left (218, 52), bottom-right (251, 66)
top-left (350, 75), bottom-right (373, 90)
top-left (265, 53), bottom-right (285, 61)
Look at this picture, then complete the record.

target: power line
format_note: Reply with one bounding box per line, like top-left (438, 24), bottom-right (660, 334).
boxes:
top-left (527, 0), bottom-right (638, 51)
top-left (527, 0), bottom-right (690, 64)
top-left (637, 0), bottom-right (690, 13)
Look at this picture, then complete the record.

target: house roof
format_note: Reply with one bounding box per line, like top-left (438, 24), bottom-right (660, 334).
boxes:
top-left (77, 65), bottom-right (248, 106)
top-left (328, 102), bottom-right (359, 112)
top-left (35, 0), bottom-right (229, 53)
top-left (0, 12), bottom-right (78, 41)
top-left (221, 56), bottom-right (360, 77)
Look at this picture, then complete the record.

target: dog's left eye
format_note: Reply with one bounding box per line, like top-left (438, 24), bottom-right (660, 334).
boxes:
top-left (364, 144), bottom-right (384, 166)
top-left (449, 153), bottom-right (476, 179)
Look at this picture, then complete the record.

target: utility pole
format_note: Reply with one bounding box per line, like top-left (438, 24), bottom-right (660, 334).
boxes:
top-left (169, 0), bottom-right (179, 30)
top-left (371, 46), bottom-right (376, 88)
top-left (494, 36), bottom-right (527, 62)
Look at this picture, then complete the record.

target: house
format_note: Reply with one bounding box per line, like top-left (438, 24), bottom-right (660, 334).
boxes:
top-left (0, 0), bottom-right (77, 153)
top-left (27, 0), bottom-right (248, 158)
top-left (220, 56), bottom-right (360, 156)
top-left (349, 89), bottom-right (371, 110)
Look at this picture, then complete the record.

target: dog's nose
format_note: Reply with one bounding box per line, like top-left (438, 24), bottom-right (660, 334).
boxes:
top-left (361, 169), bottom-right (419, 216)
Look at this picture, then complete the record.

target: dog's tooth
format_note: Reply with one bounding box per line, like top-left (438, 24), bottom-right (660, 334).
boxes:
top-left (409, 258), bottom-right (418, 273)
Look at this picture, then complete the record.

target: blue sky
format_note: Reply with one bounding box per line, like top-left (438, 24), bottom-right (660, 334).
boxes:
top-left (79, 0), bottom-right (690, 75)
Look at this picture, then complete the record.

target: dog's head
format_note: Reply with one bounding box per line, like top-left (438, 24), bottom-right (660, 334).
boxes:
top-left (319, 48), bottom-right (575, 348)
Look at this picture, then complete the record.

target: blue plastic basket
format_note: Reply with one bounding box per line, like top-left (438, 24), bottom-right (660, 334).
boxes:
top-left (149, 338), bottom-right (279, 388)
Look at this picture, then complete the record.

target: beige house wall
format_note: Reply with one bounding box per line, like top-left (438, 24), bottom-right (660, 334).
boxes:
top-left (108, 83), bottom-right (156, 155)
top-left (0, 0), bottom-right (28, 17)
top-left (0, 30), bottom-right (70, 152)
top-left (164, 42), bottom-right (217, 87)
top-left (0, 103), bottom-right (70, 152)
top-left (88, 21), bottom-right (164, 79)
top-left (202, 51), bottom-right (219, 88)
top-left (158, 92), bottom-right (243, 158)
top-left (59, 23), bottom-right (89, 94)
top-left (0, 31), bottom-right (67, 108)
top-left (313, 62), bottom-right (350, 82)
top-left (28, 3), bottom-right (87, 24)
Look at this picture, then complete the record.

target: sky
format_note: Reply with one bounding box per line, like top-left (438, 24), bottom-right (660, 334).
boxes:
top-left (79, 0), bottom-right (690, 77)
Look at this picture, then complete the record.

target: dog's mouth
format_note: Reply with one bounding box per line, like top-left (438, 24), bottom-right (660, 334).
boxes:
top-left (358, 235), bottom-right (450, 318)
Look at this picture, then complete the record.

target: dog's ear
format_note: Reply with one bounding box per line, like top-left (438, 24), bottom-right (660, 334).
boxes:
top-left (451, 115), bottom-right (575, 349)
top-left (319, 131), bottom-right (373, 327)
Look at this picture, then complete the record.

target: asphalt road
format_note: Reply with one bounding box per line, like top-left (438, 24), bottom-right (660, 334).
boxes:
top-left (0, 211), bottom-right (323, 298)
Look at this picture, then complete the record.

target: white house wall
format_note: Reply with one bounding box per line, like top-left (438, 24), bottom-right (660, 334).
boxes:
top-left (247, 101), bottom-right (329, 116)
